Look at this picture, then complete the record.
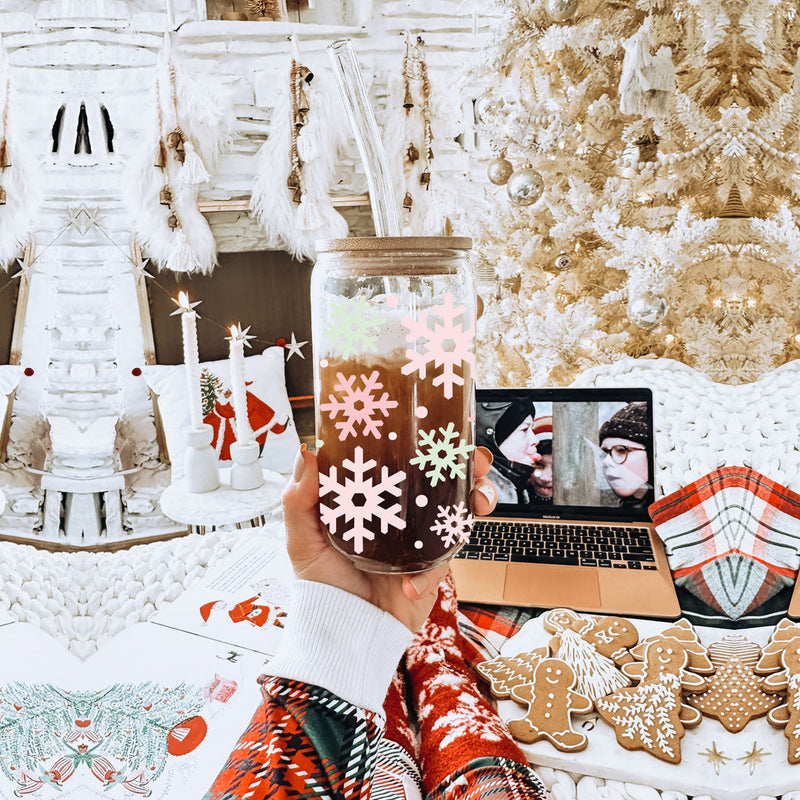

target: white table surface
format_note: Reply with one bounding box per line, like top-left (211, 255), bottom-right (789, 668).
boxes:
top-left (0, 489), bottom-right (5, 517)
top-left (159, 468), bottom-right (287, 527)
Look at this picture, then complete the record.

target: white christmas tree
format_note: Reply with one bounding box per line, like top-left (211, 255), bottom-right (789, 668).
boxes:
top-left (469, 0), bottom-right (800, 385)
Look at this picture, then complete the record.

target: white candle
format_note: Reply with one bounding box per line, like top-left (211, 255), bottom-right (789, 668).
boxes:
top-left (229, 324), bottom-right (254, 447)
top-left (176, 291), bottom-right (203, 429)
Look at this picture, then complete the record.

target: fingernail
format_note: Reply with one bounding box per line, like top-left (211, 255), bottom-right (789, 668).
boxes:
top-left (477, 484), bottom-right (495, 503)
top-left (292, 443), bottom-right (307, 482)
top-left (409, 575), bottom-right (429, 596)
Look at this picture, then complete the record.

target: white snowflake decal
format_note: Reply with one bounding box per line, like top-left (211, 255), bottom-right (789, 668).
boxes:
top-left (410, 423), bottom-right (474, 487)
top-left (319, 371), bottom-right (399, 440)
top-left (329, 296), bottom-right (386, 358)
top-left (429, 692), bottom-right (506, 749)
top-left (402, 292), bottom-right (475, 399)
top-left (319, 446), bottom-right (406, 554)
top-left (431, 502), bottom-right (474, 547)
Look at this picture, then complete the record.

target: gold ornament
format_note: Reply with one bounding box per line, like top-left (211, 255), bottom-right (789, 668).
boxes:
top-left (159, 186), bottom-right (173, 205)
top-left (403, 192), bottom-right (413, 210)
top-left (506, 167), bottom-right (544, 206)
top-left (474, 91), bottom-right (498, 124)
top-left (406, 143), bottom-right (419, 164)
top-left (628, 291), bottom-right (668, 330)
top-left (487, 156), bottom-right (514, 186)
top-left (545, 0), bottom-right (578, 22)
top-left (554, 252), bottom-right (573, 271)
top-left (0, 186), bottom-right (6, 205)
top-left (167, 213), bottom-right (180, 230)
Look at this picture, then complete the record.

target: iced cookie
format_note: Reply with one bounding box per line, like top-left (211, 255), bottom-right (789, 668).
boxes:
top-left (596, 639), bottom-right (706, 764)
top-left (476, 647), bottom-right (549, 699)
top-left (686, 634), bottom-right (780, 732)
top-left (508, 658), bottom-right (592, 751)
top-left (630, 619), bottom-right (714, 675)
top-left (541, 608), bottom-right (631, 703)
top-left (764, 640), bottom-right (800, 763)
top-left (755, 618), bottom-right (800, 674)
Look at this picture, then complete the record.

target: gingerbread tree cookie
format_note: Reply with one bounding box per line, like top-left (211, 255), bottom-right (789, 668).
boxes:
top-left (755, 618), bottom-right (800, 674)
top-left (476, 647), bottom-right (549, 699)
top-left (763, 641), bottom-right (800, 763)
top-left (542, 609), bottom-right (633, 703)
top-left (508, 658), bottom-right (592, 751)
top-left (596, 639), bottom-right (706, 764)
top-left (686, 634), bottom-right (780, 732)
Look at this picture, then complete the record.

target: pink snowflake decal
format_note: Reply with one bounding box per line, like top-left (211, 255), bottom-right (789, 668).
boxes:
top-left (319, 371), bottom-right (399, 441)
top-left (319, 446), bottom-right (407, 554)
top-left (430, 502), bottom-right (473, 548)
top-left (401, 292), bottom-right (475, 399)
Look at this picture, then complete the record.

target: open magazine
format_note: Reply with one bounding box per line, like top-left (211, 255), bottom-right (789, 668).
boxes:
top-left (0, 536), bottom-right (294, 800)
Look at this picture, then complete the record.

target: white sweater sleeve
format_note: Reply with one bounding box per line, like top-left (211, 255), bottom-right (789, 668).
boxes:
top-left (265, 580), bottom-right (415, 715)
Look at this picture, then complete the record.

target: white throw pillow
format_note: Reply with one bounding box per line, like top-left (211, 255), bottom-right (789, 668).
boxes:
top-left (143, 347), bottom-right (300, 478)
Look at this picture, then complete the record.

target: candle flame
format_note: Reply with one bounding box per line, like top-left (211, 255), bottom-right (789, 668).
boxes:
top-left (178, 290), bottom-right (189, 308)
top-left (230, 324), bottom-right (239, 338)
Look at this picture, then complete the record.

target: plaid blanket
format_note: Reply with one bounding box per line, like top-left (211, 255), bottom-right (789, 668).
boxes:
top-left (649, 466), bottom-right (800, 620)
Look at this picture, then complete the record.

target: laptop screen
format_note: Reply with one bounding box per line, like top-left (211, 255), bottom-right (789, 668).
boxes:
top-left (476, 387), bottom-right (655, 523)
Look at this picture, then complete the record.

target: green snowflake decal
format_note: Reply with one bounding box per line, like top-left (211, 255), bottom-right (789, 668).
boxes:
top-left (329, 296), bottom-right (386, 358)
top-left (410, 422), bottom-right (474, 487)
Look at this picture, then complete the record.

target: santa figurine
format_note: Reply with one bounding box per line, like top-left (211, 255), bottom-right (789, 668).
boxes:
top-left (201, 373), bottom-right (288, 461)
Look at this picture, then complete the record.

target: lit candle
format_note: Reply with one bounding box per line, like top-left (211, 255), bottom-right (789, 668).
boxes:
top-left (172, 291), bottom-right (203, 429)
top-left (228, 324), bottom-right (254, 447)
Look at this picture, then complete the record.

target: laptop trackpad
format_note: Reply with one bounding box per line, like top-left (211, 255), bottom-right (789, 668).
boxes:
top-left (504, 565), bottom-right (601, 609)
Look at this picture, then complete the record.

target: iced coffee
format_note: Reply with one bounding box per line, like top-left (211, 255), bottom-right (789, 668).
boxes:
top-left (312, 237), bottom-right (475, 573)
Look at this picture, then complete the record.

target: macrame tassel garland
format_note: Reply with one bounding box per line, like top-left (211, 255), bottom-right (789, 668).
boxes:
top-left (251, 54), bottom-right (348, 261)
top-left (181, 139), bottom-right (211, 185)
top-left (166, 227), bottom-right (196, 273)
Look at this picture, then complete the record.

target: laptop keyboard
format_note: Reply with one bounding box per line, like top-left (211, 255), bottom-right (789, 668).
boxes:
top-left (455, 520), bottom-right (658, 570)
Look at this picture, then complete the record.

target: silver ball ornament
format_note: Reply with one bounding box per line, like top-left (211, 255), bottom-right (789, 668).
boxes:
top-left (545, 0), bottom-right (578, 22)
top-left (628, 291), bottom-right (668, 330)
top-left (506, 167), bottom-right (544, 206)
top-left (554, 252), bottom-right (573, 271)
top-left (474, 92), bottom-right (498, 124)
top-left (487, 156), bottom-right (514, 186)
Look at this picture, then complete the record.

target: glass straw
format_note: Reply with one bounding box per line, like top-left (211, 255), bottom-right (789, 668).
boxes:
top-left (328, 39), bottom-right (400, 237)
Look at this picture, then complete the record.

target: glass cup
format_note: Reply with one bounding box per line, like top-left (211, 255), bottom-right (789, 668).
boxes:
top-left (311, 237), bottom-right (476, 573)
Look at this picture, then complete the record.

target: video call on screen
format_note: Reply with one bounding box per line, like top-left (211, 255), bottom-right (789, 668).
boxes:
top-left (476, 398), bottom-right (653, 510)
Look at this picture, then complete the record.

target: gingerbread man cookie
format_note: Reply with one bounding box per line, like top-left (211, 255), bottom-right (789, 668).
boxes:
top-left (686, 634), bottom-right (780, 732)
top-left (476, 647), bottom-right (549, 699)
top-left (596, 640), bottom-right (706, 764)
top-left (508, 658), bottom-right (592, 751)
top-left (764, 640), bottom-right (800, 763)
top-left (542, 608), bottom-right (632, 703)
top-left (630, 619), bottom-right (714, 675)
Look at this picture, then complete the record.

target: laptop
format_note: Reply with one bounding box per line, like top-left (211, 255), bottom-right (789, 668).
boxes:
top-left (451, 387), bottom-right (681, 618)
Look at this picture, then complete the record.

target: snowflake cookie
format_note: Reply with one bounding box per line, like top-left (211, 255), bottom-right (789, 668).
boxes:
top-left (596, 640), bottom-right (707, 764)
top-left (319, 371), bottom-right (398, 440)
top-left (476, 647), bottom-right (550, 699)
top-left (507, 658), bottom-right (592, 751)
top-left (401, 292), bottom-right (475, 399)
top-left (686, 634), bottom-right (780, 733)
